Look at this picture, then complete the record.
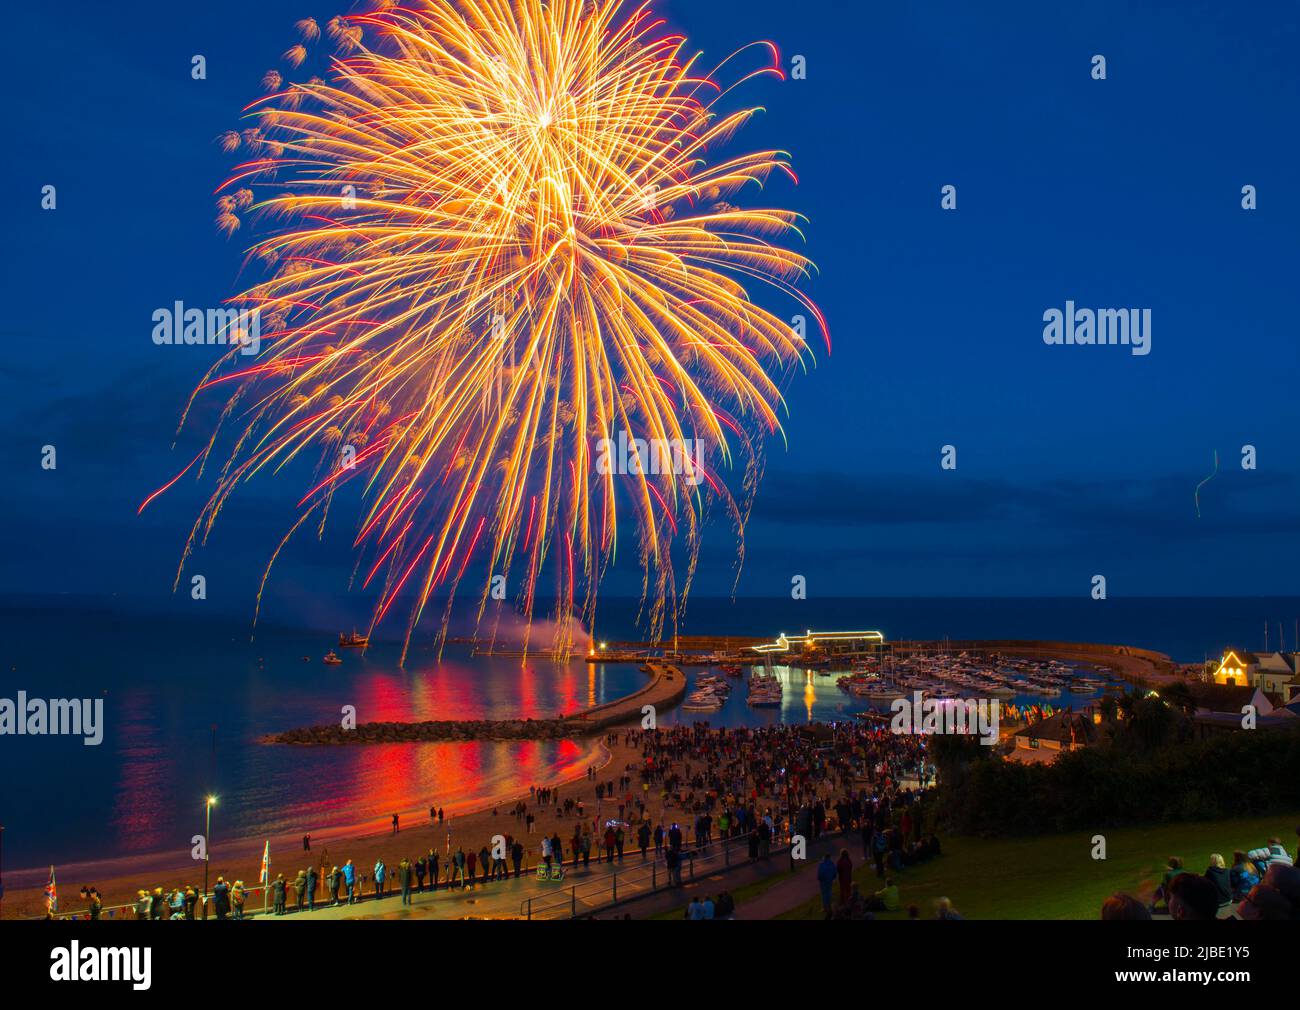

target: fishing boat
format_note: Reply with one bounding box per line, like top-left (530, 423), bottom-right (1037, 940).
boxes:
top-left (338, 630), bottom-right (369, 648)
top-left (323, 651), bottom-right (343, 665)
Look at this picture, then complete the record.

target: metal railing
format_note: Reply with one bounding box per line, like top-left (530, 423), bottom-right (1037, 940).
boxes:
top-left (519, 829), bottom-right (795, 920)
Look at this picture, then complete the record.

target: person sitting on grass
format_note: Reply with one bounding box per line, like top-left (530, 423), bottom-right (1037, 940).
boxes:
top-left (1101, 893), bottom-right (1151, 920)
top-left (1149, 856), bottom-right (1189, 913)
top-left (865, 877), bottom-right (900, 913)
top-left (1168, 873), bottom-right (1221, 921)
top-left (1203, 853), bottom-right (1232, 905)
top-left (1230, 851), bottom-right (1261, 901)
top-left (1247, 837), bottom-right (1294, 870)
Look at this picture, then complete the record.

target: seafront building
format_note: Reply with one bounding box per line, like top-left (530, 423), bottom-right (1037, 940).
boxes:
top-left (1211, 649), bottom-right (1300, 703)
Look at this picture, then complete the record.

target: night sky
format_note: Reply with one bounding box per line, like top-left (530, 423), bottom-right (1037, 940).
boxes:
top-left (5, 0), bottom-right (1299, 623)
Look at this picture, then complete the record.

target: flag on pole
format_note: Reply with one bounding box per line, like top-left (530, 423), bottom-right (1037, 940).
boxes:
top-left (259, 841), bottom-right (270, 885)
top-left (44, 865), bottom-right (57, 915)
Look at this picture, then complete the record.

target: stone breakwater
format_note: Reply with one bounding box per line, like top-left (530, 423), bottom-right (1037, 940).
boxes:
top-left (264, 662), bottom-right (687, 746)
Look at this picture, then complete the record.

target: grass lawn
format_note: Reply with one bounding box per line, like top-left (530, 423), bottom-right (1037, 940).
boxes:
top-left (774, 813), bottom-right (1299, 920)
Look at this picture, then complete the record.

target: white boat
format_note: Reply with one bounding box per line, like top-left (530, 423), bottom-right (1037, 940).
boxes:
top-left (682, 690), bottom-right (723, 711)
top-left (323, 651), bottom-right (343, 665)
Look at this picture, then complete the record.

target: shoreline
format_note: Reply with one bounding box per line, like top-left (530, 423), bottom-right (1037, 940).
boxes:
top-left (1, 641), bottom-right (1165, 918)
top-left (0, 664), bottom-right (688, 919)
top-left (2, 734), bottom-right (636, 920)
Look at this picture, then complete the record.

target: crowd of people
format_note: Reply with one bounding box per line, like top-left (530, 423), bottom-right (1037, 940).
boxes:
top-left (1102, 831), bottom-right (1300, 921)
top-left (58, 719), bottom-right (936, 920)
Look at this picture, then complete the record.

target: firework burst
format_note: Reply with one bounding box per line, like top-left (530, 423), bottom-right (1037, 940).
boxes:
top-left (155, 0), bottom-right (827, 661)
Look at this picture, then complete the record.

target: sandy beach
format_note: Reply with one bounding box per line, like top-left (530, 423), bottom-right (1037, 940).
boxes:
top-left (4, 734), bottom-right (645, 920)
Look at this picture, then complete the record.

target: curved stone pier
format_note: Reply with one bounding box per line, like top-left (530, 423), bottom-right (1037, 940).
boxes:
top-left (265, 661), bottom-right (687, 745)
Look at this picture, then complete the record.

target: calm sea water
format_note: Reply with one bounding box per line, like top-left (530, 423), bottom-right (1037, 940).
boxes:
top-left (1, 595), bottom-right (1294, 869)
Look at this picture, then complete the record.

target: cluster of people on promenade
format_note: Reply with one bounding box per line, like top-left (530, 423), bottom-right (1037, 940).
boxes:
top-left (1102, 831), bottom-right (1300, 921)
top-left (61, 719), bottom-right (938, 920)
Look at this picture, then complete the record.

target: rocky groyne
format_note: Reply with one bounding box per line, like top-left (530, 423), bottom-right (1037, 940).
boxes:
top-left (265, 662), bottom-right (686, 746)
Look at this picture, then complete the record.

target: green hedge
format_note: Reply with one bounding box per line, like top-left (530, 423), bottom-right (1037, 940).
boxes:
top-left (932, 726), bottom-right (1300, 836)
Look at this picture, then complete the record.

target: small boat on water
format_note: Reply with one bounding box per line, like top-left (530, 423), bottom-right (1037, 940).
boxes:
top-left (339, 630), bottom-right (369, 648)
top-left (747, 673), bottom-right (783, 707)
top-left (682, 690), bottom-right (723, 712)
top-left (323, 651), bottom-right (343, 665)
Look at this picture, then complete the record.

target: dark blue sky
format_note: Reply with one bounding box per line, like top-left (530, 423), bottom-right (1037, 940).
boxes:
top-left (5, 0), bottom-right (1300, 622)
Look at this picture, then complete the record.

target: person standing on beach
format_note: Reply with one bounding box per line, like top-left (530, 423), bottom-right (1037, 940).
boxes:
top-left (429, 849), bottom-right (440, 890)
top-left (302, 833), bottom-right (311, 851)
top-left (391, 813), bottom-right (399, 834)
top-left (342, 860), bottom-right (356, 904)
top-left (414, 854), bottom-right (426, 892)
top-left (511, 839), bottom-right (524, 878)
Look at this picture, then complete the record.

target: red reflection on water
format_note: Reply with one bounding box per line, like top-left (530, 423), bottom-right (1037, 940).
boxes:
top-left (515, 662), bottom-right (540, 719)
top-left (110, 689), bottom-right (172, 854)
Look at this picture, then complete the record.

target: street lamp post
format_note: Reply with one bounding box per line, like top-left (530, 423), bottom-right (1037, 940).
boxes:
top-left (204, 796), bottom-right (218, 902)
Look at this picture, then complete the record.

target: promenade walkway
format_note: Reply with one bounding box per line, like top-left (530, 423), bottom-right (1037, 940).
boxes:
top-left (253, 832), bottom-right (753, 921)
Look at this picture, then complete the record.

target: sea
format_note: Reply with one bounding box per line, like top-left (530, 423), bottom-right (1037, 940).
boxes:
top-left (1, 594), bottom-right (1295, 872)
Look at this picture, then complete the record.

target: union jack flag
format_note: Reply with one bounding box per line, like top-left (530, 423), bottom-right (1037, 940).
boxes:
top-left (44, 866), bottom-right (57, 915)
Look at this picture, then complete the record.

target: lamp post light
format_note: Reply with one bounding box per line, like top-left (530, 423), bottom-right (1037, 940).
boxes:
top-left (204, 796), bottom-right (218, 899)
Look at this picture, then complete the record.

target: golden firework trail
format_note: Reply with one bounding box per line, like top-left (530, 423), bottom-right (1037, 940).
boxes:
top-left (149, 0), bottom-right (827, 662)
